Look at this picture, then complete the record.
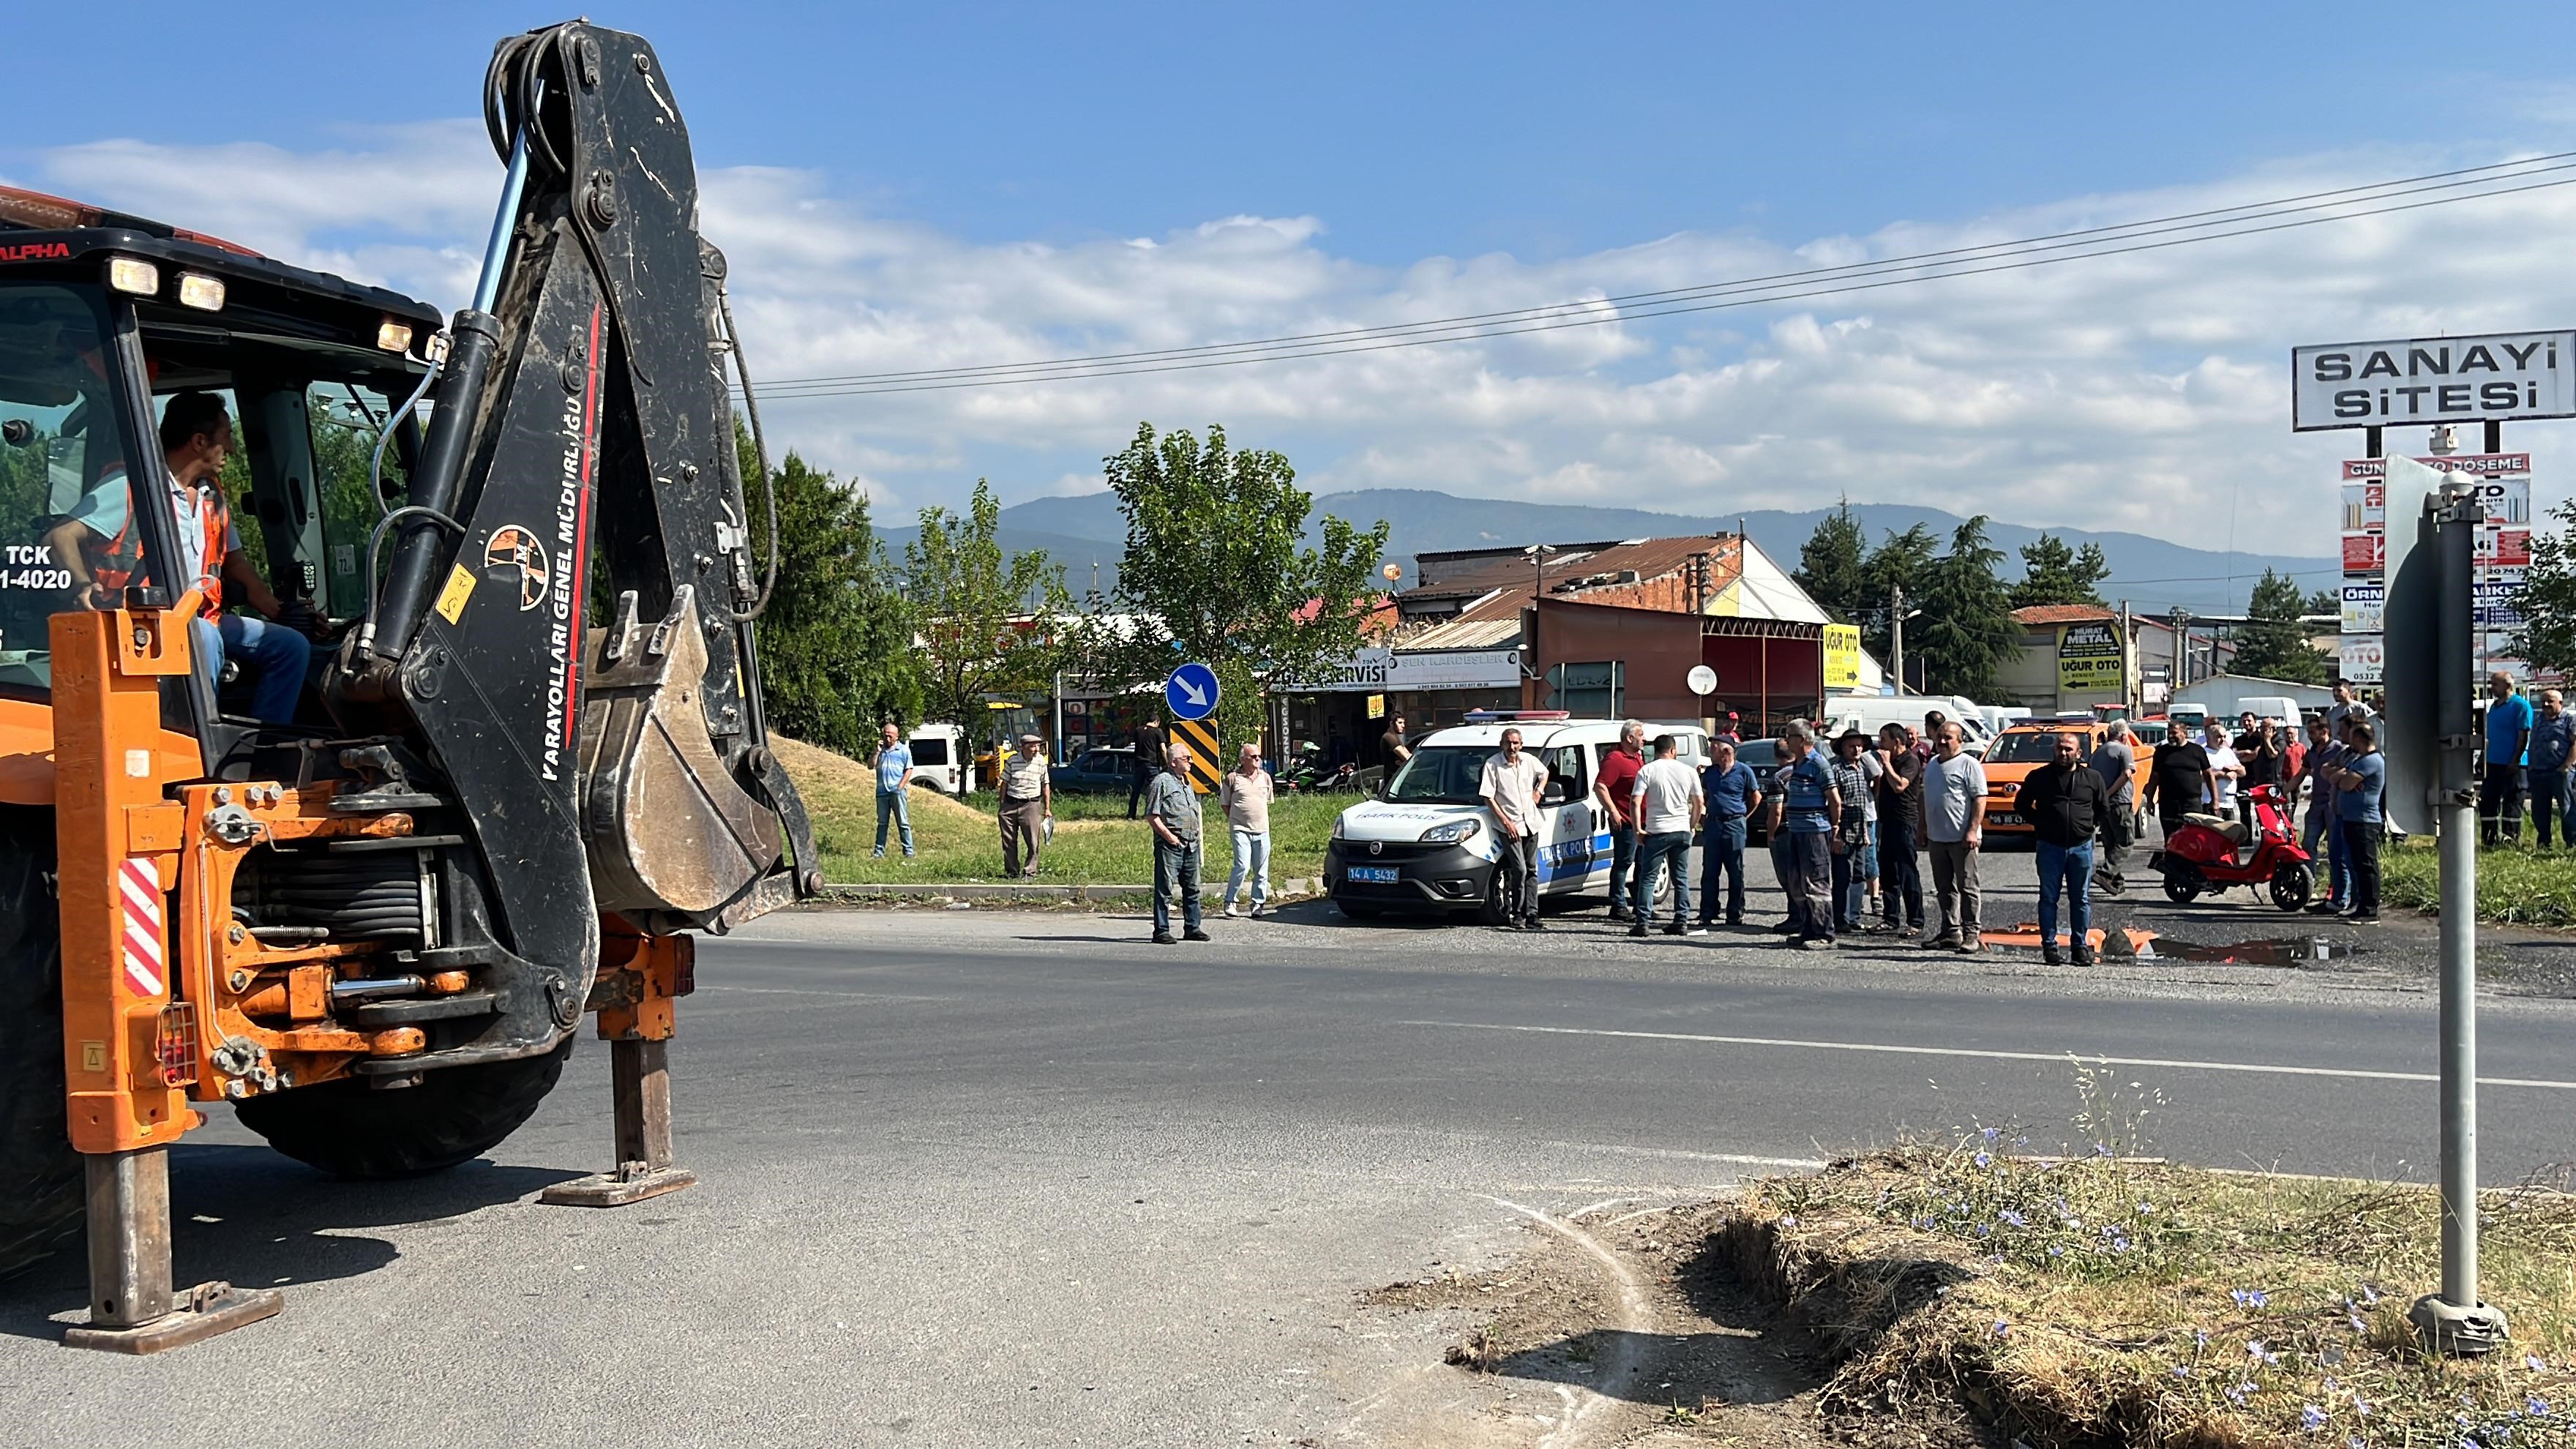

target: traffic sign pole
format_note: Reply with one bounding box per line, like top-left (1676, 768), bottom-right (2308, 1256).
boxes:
top-left (2407, 473), bottom-right (2508, 1356)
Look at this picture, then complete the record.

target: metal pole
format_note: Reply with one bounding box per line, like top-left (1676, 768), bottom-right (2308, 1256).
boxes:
top-left (1890, 583), bottom-right (1906, 695)
top-left (2413, 479), bottom-right (2506, 1355)
top-left (471, 131), bottom-right (531, 316)
top-left (2119, 599), bottom-right (2133, 712)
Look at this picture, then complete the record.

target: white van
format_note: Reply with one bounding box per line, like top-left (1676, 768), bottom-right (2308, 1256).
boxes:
top-left (904, 722), bottom-right (969, 793)
top-left (1323, 714), bottom-right (1704, 924)
top-left (1818, 696), bottom-right (1993, 756)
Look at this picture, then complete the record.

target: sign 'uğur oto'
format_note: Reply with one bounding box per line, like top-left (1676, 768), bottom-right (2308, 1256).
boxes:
top-left (2292, 330), bottom-right (2576, 431)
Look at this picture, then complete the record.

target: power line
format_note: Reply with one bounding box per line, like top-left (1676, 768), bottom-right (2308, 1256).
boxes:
top-left (733, 153), bottom-right (2576, 400)
top-left (749, 152), bottom-right (2576, 389)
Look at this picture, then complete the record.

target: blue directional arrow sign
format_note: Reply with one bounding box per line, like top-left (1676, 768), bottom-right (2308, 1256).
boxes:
top-left (1164, 661), bottom-right (1220, 722)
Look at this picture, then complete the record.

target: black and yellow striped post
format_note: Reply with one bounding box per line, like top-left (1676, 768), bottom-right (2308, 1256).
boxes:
top-left (1166, 716), bottom-right (1222, 794)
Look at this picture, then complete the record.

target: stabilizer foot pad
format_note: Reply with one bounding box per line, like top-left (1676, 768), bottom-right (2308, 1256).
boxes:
top-left (540, 1164), bottom-right (697, 1208)
top-left (63, 1283), bottom-right (283, 1355)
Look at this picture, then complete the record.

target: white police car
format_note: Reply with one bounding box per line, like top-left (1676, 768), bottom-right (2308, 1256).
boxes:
top-left (1324, 713), bottom-right (1707, 924)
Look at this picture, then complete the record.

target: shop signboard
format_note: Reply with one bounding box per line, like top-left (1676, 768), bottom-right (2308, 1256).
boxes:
top-left (2056, 621), bottom-right (2124, 694)
top-left (1821, 624), bottom-right (1862, 690)
top-left (2294, 333), bottom-right (2576, 431)
top-left (2334, 452), bottom-right (2534, 684)
top-left (1292, 646), bottom-right (1523, 692)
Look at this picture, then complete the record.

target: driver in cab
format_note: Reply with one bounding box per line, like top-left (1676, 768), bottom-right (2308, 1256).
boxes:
top-left (49, 390), bottom-right (311, 722)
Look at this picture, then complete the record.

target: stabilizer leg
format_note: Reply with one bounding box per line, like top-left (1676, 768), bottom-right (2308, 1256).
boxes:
top-left (541, 926), bottom-right (696, 1208)
top-left (63, 1147), bottom-right (280, 1354)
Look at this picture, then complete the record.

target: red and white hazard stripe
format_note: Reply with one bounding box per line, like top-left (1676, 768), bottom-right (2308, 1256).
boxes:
top-left (118, 858), bottom-right (165, 999)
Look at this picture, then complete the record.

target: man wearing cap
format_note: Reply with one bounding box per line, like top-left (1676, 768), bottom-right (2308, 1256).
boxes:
top-left (998, 732), bottom-right (1053, 878)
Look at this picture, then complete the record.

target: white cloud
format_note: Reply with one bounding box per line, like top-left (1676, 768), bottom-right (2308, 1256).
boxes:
top-left (23, 121), bottom-right (2576, 559)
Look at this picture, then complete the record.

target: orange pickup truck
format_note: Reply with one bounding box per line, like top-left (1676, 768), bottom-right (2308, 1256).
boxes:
top-left (1980, 720), bottom-right (2154, 839)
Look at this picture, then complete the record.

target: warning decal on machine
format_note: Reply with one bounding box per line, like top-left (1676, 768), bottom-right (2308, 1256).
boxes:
top-left (434, 563), bottom-right (476, 624)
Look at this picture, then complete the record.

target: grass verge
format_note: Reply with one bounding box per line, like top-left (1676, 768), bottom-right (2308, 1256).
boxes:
top-left (775, 736), bottom-right (1341, 886)
top-left (1723, 1137), bottom-right (2574, 1447)
top-left (2382, 837), bottom-right (2576, 927)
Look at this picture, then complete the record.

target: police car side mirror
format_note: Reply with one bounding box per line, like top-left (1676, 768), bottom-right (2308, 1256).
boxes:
top-left (1543, 781), bottom-right (1568, 806)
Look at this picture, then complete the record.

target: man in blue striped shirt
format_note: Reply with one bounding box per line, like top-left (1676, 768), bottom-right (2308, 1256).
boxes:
top-left (1764, 722), bottom-right (1841, 950)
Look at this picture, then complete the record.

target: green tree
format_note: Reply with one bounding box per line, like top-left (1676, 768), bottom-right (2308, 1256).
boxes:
top-left (1791, 500), bottom-right (1871, 625)
top-left (2008, 533), bottom-right (2110, 609)
top-left (2230, 567), bottom-right (2326, 684)
top-left (739, 424), bottom-right (918, 755)
top-left (2519, 498), bottom-right (2576, 674)
top-left (1859, 523), bottom-right (1938, 667)
top-left (904, 477), bottom-right (1070, 743)
top-left (1909, 517), bottom-right (2021, 699)
top-left (1099, 422), bottom-right (1392, 750)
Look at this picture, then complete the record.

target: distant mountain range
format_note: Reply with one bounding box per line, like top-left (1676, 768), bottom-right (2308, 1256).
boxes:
top-left (882, 487), bottom-right (2335, 617)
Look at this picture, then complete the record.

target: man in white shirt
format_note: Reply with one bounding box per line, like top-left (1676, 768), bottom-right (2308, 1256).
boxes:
top-left (1629, 733), bottom-right (1706, 938)
top-left (997, 733), bottom-right (1052, 878)
top-left (2200, 720), bottom-right (2244, 823)
top-left (1478, 728), bottom-right (1550, 932)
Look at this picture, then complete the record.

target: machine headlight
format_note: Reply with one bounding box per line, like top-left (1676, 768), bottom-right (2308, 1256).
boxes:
top-left (108, 257), bottom-right (160, 295)
top-left (1420, 819), bottom-right (1481, 845)
top-left (1332, 812), bottom-right (1347, 840)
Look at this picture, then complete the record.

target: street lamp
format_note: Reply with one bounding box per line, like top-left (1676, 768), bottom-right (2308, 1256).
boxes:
top-left (1524, 544), bottom-right (1560, 703)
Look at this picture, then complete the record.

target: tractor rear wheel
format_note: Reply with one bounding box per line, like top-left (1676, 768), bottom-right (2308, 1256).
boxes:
top-left (235, 1038), bottom-right (573, 1179)
top-left (0, 806), bottom-right (83, 1278)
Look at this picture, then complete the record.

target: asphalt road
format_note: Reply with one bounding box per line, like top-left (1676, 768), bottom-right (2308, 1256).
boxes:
top-left (6, 878), bottom-right (2573, 1447)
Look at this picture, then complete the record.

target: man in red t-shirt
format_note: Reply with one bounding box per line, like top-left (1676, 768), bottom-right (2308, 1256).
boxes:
top-left (1594, 720), bottom-right (1646, 921)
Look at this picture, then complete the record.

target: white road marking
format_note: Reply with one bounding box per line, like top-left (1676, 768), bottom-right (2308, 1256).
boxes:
top-left (693, 984), bottom-right (954, 1003)
top-left (1403, 1019), bottom-right (2576, 1091)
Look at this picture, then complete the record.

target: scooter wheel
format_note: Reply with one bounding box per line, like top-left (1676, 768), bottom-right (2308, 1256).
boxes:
top-left (2161, 872), bottom-right (2201, 905)
top-left (2269, 861), bottom-right (2314, 912)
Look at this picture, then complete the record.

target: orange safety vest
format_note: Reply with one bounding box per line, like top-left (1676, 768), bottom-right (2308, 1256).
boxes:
top-left (82, 468), bottom-right (229, 618)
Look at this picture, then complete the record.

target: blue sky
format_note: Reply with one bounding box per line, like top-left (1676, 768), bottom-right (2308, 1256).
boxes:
top-left (20, 3), bottom-right (2576, 261)
top-left (13, 1), bottom-right (2576, 564)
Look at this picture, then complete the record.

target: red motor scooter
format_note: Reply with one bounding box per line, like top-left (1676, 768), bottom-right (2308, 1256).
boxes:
top-left (2148, 782), bottom-right (2314, 911)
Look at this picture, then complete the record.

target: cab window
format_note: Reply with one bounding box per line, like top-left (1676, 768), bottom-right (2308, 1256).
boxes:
top-left (307, 383), bottom-right (408, 617)
top-left (0, 280), bottom-right (137, 695)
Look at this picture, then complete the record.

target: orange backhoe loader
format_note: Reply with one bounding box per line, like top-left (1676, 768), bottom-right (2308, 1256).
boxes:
top-left (0, 20), bottom-right (817, 1349)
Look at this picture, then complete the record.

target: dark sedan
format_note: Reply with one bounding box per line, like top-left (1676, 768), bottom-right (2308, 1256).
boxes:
top-left (1052, 746), bottom-right (1139, 795)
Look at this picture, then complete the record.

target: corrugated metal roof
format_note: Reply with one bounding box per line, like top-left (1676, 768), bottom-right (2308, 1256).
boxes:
top-left (1400, 615), bottom-right (1524, 651)
top-left (1401, 534), bottom-right (1743, 626)
top-left (2010, 604), bottom-right (2116, 626)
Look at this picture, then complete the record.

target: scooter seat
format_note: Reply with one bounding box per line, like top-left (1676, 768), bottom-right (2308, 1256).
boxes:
top-left (2183, 812), bottom-right (2248, 845)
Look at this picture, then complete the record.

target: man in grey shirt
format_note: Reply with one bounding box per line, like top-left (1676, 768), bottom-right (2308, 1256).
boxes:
top-left (2088, 722), bottom-right (2136, 896)
top-left (1920, 722), bottom-right (1988, 953)
top-left (1147, 741), bottom-right (1210, 945)
top-left (2324, 680), bottom-right (2373, 741)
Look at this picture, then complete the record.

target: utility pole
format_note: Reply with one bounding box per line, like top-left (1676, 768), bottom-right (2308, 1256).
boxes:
top-left (1889, 581), bottom-right (1906, 694)
top-left (2170, 607), bottom-right (2190, 692)
top-left (2119, 599), bottom-right (2133, 713)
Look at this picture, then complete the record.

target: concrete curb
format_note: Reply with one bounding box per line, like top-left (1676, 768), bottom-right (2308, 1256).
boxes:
top-left (819, 877), bottom-right (1324, 905)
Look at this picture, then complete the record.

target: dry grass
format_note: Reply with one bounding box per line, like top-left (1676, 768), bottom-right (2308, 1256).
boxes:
top-left (1721, 1138), bottom-right (2576, 1448)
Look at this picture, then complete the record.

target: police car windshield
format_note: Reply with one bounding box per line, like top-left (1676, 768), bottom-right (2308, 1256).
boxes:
top-left (1385, 746), bottom-right (1499, 804)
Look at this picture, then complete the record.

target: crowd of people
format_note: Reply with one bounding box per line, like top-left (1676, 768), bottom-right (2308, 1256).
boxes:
top-left (855, 667), bottom-right (2576, 948)
top-left (1525, 684), bottom-right (2405, 963)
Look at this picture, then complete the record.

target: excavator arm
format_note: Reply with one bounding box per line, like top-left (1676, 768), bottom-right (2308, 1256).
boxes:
top-left (337, 21), bottom-right (820, 1009)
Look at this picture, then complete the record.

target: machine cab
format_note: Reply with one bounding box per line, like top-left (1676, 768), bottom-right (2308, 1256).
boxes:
top-left (0, 184), bottom-right (443, 791)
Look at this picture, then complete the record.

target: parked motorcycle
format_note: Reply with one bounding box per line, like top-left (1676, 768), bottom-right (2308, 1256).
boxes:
top-left (2148, 782), bottom-right (2313, 911)
top-left (1282, 754), bottom-right (1360, 793)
